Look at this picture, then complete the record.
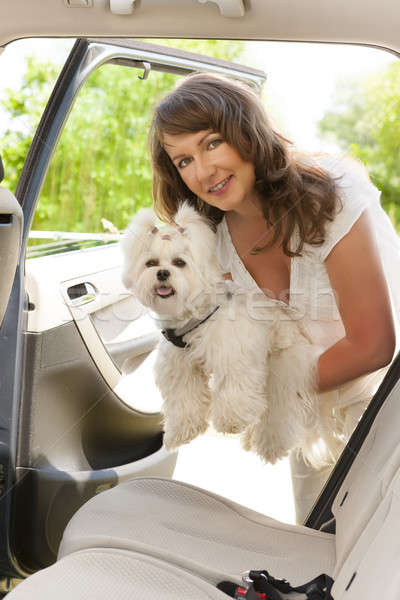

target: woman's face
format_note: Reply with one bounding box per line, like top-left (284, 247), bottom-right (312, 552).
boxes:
top-left (163, 129), bottom-right (260, 216)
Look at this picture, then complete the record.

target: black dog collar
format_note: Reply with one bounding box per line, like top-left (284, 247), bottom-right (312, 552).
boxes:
top-left (161, 305), bottom-right (220, 349)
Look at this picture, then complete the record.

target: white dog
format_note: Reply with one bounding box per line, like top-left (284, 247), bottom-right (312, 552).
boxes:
top-left (121, 203), bottom-right (341, 467)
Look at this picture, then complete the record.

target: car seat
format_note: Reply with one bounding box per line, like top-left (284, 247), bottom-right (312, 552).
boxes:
top-left (6, 354), bottom-right (400, 599)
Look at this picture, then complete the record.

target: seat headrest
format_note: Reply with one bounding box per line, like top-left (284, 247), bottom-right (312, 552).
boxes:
top-left (0, 156), bottom-right (4, 184)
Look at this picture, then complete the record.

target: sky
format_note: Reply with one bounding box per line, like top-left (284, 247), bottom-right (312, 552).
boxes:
top-left (246, 41), bottom-right (396, 151)
top-left (0, 37), bottom-right (397, 147)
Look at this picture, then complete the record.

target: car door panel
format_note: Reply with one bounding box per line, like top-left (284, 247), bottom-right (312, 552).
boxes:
top-left (19, 243), bottom-right (167, 571)
top-left (26, 243), bottom-right (160, 393)
top-left (15, 314), bottom-right (173, 568)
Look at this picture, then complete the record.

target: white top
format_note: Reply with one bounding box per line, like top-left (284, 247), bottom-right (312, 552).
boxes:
top-left (216, 155), bottom-right (400, 413)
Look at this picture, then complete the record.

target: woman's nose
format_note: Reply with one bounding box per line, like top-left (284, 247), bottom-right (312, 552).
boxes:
top-left (194, 156), bottom-right (216, 182)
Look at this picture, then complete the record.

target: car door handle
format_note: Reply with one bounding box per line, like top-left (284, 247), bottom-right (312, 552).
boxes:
top-left (67, 282), bottom-right (97, 306)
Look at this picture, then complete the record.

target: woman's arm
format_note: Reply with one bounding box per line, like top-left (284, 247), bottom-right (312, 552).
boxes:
top-left (316, 210), bottom-right (396, 393)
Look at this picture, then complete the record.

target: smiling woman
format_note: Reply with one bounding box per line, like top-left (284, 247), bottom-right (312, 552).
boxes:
top-left (148, 70), bottom-right (400, 522)
top-left (163, 130), bottom-right (256, 214)
top-left (151, 74), bottom-right (338, 249)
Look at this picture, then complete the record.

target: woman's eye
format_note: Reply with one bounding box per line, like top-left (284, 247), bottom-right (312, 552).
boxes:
top-left (208, 138), bottom-right (223, 150)
top-left (172, 258), bottom-right (186, 268)
top-left (145, 259), bottom-right (158, 267)
top-left (177, 157), bottom-right (191, 169)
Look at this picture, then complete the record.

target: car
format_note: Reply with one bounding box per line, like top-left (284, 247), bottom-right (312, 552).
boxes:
top-left (0, 1), bottom-right (399, 598)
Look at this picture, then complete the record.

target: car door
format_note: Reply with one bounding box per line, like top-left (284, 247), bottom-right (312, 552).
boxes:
top-left (0, 37), bottom-right (266, 579)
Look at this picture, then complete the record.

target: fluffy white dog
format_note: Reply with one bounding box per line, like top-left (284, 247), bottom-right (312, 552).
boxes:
top-left (121, 203), bottom-right (340, 467)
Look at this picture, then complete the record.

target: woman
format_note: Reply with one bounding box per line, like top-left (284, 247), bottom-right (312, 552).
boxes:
top-left (148, 72), bottom-right (399, 522)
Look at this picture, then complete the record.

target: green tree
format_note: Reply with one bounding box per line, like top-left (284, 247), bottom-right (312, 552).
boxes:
top-left (1, 57), bottom-right (60, 193)
top-left (1, 40), bottom-right (244, 235)
top-left (318, 62), bottom-right (400, 227)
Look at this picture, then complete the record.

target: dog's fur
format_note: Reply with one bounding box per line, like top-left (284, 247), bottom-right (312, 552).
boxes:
top-left (121, 203), bottom-right (342, 467)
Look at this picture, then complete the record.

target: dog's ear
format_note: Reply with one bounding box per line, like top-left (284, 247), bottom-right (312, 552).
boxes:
top-left (174, 201), bottom-right (216, 250)
top-left (173, 202), bottom-right (211, 230)
top-left (120, 208), bottom-right (158, 289)
top-left (173, 202), bottom-right (218, 277)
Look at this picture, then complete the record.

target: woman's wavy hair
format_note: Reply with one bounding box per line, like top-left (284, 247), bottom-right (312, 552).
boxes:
top-left (149, 72), bottom-right (341, 257)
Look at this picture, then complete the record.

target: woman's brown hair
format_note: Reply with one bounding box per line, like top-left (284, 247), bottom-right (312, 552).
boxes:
top-left (149, 72), bottom-right (341, 257)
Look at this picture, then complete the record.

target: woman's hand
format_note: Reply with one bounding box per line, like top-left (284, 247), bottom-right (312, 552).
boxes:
top-left (317, 209), bottom-right (396, 392)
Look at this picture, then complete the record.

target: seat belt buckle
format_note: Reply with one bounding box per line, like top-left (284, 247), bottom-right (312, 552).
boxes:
top-left (235, 586), bottom-right (267, 599)
top-left (241, 571), bottom-right (284, 600)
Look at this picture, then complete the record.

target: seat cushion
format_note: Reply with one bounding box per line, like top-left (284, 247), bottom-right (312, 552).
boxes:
top-left (6, 548), bottom-right (230, 600)
top-left (59, 477), bottom-right (335, 586)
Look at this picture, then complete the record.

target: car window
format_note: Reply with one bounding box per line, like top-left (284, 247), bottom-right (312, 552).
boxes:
top-left (27, 63), bottom-right (180, 256)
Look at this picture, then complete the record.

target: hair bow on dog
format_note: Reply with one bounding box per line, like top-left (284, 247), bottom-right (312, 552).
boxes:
top-left (149, 224), bottom-right (185, 240)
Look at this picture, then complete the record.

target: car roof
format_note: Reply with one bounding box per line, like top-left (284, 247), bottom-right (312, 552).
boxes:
top-left (0, 0), bottom-right (399, 55)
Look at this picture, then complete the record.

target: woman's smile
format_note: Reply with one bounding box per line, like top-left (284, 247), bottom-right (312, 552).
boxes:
top-left (163, 130), bottom-right (260, 215)
top-left (208, 174), bottom-right (233, 195)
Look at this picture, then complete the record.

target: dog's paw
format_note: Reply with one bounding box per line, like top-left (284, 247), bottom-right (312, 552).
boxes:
top-left (258, 440), bottom-right (289, 465)
top-left (163, 418), bottom-right (209, 450)
top-left (245, 423), bottom-right (291, 464)
top-left (211, 411), bottom-right (248, 435)
top-left (240, 424), bottom-right (256, 452)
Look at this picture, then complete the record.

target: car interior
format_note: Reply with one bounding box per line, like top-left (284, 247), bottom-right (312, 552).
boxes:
top-left (0, 0), bottom-right (399, 598)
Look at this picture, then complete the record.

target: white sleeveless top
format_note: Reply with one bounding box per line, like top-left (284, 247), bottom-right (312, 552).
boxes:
top-left (215, 155), bottom-right (400, 417)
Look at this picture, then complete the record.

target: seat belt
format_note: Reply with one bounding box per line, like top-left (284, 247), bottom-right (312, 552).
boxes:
top-left (217, 569), bottom-right (334, 600)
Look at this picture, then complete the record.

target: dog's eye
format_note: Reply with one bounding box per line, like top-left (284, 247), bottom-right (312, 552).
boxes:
top-left (145, 259), bottom-right (159, 267)
top-left (172, 258), bottom-right (186, 268)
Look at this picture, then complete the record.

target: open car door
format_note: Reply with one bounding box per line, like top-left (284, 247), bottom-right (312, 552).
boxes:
top-left (0, 38), bottom-right (265, 580)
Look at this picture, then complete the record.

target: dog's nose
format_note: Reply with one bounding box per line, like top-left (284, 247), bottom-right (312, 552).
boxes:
top-left (157, 269), bottom-right (170, 282)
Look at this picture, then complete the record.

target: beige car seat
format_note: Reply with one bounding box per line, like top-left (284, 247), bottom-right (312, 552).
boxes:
top-left (7, 361), bottom-right (400, 599)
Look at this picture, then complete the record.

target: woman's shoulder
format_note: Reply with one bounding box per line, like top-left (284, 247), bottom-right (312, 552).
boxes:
top-left (313, 154), bottom-right (380, 201)
top-left (306, 154), bottom-right (382, 262)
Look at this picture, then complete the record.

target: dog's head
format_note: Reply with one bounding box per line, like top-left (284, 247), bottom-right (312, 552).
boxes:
top-left (120, 202), bottom-right (221, 319)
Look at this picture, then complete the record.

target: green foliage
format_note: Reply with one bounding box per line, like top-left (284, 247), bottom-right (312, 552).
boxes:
top-left (36, 65), bottom-right (179, 233)
top-left (318, 62), bottom-right (400, 227)
top-left (0, 40), bottom-right (244, 237)
top-left (1, 57), bottom-right (60, 192)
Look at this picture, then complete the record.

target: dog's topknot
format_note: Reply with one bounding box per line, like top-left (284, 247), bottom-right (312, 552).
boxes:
top-left (173, 202), bottom-right (212, 231)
